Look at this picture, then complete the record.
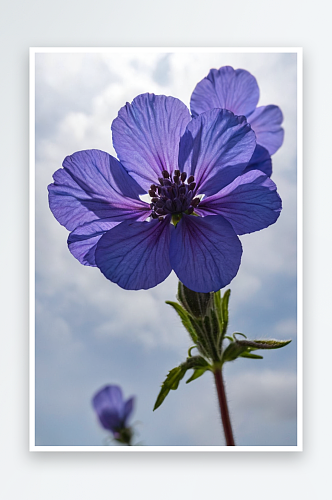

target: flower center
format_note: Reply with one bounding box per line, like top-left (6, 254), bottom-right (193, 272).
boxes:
top-left (150, 170), bottom-right (201, 222)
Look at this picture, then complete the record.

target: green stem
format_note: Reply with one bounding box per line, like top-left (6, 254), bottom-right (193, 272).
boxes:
top-left (213, 368), bottom-right (235, 446)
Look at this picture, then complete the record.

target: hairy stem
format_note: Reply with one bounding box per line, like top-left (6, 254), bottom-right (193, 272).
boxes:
top-left (213, 368), bottom-right (235, 446)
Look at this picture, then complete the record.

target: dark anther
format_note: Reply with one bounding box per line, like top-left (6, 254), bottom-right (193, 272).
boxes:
top-left (165, 199), bottom-right (173, 211)
top-left (150, 171), bottom-right (198, 222)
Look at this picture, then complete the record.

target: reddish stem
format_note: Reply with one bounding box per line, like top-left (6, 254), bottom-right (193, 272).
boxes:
top-left (213, 368), bottom-right (235, 446)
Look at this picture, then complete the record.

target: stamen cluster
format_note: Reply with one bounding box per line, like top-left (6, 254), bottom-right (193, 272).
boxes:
top-left (150, 170), bottom-right (201, 221)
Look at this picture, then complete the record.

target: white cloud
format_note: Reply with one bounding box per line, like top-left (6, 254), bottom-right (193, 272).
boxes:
top-left (228, 369), bottom-right (297, 425)
top-left (274, 318), bottom-right (297, 338)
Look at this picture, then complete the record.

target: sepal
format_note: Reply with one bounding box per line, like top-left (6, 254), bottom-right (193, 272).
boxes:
top-left (177, 282), bottom-right (213, 318)
top-left (113, 427), bottom-right (134, 446)
top-left (212, 288), bottom-right (231, 344)
top-left (167, 282), bottom-right (232, 362)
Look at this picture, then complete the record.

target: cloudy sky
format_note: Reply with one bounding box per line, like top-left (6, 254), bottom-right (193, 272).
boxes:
top-left (34, 49), bottom-right (298, 447)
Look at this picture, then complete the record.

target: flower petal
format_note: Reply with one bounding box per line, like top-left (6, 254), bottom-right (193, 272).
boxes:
top-left (197, 170), bottom-right (282, 235)
top-left (48, 150), bottom-right (149, 231)
top-left (190, 66), bottom-right (259, 118)
top-left (123, 397), bottom-right (135, 424)
top-left (95, 218), bottom-right (173, 290)
top-left (169, 214), bottom-right (242, 292)
top-left (92, 385), bottom-right (124, 431)
top-left (112, 93), bottom-right (191, 190)
top-left (178, 109), bottom-right (256, 196)
top-left (243, 145), bottom-right (272, 177)
top-left (247, 105), bottom-right (284, 155)
top-left (68, 220), bottom-right (120, 266)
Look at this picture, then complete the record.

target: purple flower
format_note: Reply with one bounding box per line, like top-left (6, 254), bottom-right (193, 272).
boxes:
top-left (190, 66), bottom-right (284, 175)
top-left (92, 385), bottom-right (134, 438)
top-left (48, 93), bottom-right (281, 293)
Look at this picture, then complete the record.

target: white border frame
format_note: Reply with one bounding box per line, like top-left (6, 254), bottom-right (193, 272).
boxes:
top-left (29, 46), bottom-right (303, 452)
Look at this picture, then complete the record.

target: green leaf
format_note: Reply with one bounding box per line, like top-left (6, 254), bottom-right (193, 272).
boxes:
top-left (153, 356), bottom-right (211, 410)
top-left (186, 367), bottom-right (209, 383)
top-left (239, 352), bottom-right (264, 360)
top-left (166, 301), bottom-right (198, 343)
top-left (153, 366), bottom-right (186, 411)
top-left (221, 341), bottom-right (249, 363)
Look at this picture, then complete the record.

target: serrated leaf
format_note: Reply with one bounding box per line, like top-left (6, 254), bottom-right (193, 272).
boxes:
top-left (153, 366), bottom-right (186, 410)
top-left (166, 301), bottom-right (198, 343)
top-left (153, 356), bottom-right (211, 410)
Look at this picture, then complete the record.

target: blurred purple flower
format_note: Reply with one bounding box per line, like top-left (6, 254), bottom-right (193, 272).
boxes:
top-left (48, 93), bottom-right (281, 293)
top-left (92, 385), bottom-right (134, 440)
top-left (190, 66), bottom-right (284, 157)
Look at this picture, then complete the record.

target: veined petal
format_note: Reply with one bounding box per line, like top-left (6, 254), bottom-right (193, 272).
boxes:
top-left (48, 150), bottom-right (149, 231)
top-left (190, 66), bottom-right (259, 118)
top-left (68, 220), bottom-right (120, 267)
top-left (197, 170), bottom-right (282, 235)
top-left (243, 145), bottom-right (272, 177)
top-left (247, 105), bottom-right (284, 155)
top-left (112, 93), bottom-right (191, 190)
top-left (169, 214), bottom-right (242, 293)
top-left (95, 218), bottom-right (173, 290)
top-left (178, 109), bottom-right (256, 196)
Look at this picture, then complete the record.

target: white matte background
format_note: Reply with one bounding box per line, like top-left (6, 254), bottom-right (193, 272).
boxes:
top-left (1, 0), bottom-right (328, 499)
